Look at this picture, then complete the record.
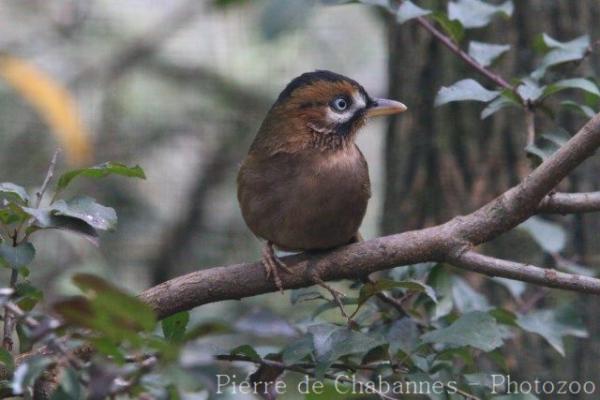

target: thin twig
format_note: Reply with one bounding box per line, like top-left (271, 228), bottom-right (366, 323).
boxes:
top-left (411, 15), bottom-right (512, 90)
top-left (35, 149), bottom-right (61, 208)
top-left (525, 108), bottom-right (536, 147)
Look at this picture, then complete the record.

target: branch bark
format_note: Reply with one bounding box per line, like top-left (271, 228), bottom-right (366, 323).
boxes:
top-left (538, 191), bottom-right (600, 214)
top-left (140, 113), bottom-right (600, 320)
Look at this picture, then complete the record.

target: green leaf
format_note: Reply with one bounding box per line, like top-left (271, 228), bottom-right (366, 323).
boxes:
top-left (532, 34), bottom-right (590, 79)
top-left (541, 127), bottom-right (570, 147)
top-left (282, 335), bottom-right (314, 365)
top-left (0, 183), bottom-right (29, 203)
top-left (421, 311), bottom-right (512, 351)
top-left (230, 344), bottom-right (261, 362)
top-left (54, 274), bottom-right (157, 344)
top-left (525, 137), bottom-right (560, 163)
top-left (358, 279), bottom-right (437, 309)
top-left (51, 196), bottom-right (117, 231)
top-left (480, 95), bottom-right (518, 119)
top-left (22, 207), bottom-right (99, 244)
top-left (517, 79), bottom-right (544, 102)
top-left (468, 41), bottom-right (510, 67)
top-left (432, 11), bottom-right (464, 43)
top-left (447, 0), bottom-right (513, 29)
top-left (56, 162), bottom-right (145, 192)
top-left (54, 367), bottom-right (81, 400)
top-left (451, 276), bottom-right (490, 312)
top-left (309, 323), bottom-right (386, 378)
top-left (517, 309), bottom-right (587, 356)
top-left (396, 0), bottom-right (431, 24)
top-left (518, 216), bottom-right (566, 253)
top-left (0, 242), bottom-right (35, 269)
top-left (15, 281), bottom-right (43, 311)
top-left (543, 78), bottom-right (600, 99)
top-left (435, 79), bottom-right (499, 106)
top-left (0, 349), bottom-right (14, 374)
top-left (386, 317), bottom-right (420, 354)
top-left (560, 100), bottom-right (596, 118)
top-left (162, 311), bottom-right (190, 343)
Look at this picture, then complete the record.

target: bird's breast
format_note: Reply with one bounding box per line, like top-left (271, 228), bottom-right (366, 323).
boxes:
top-left (237, 146), bottom-right (371, 251)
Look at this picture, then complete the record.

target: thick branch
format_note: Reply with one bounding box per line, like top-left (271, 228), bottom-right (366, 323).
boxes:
top-left (538, 192), bottom-right (600, 214)
top-left (140, 113), bottom-right (600, 320)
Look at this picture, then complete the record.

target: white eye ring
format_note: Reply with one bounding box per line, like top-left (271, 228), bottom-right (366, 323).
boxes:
top-left (332, 96), bottom-right (350, 112)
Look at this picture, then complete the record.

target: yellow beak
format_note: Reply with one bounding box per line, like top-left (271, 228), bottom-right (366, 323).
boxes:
top-left (366, 98), bottom-right (407, 117)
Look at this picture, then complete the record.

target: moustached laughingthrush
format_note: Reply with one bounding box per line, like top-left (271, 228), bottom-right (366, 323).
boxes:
top-left (237, 70), bottom-right (406, 294)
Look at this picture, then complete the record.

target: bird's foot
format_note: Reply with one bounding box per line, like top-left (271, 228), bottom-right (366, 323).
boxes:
top-left (309, 269), bottom-right (349, 320)
top-left (262, 241), bottom-right (293, 294)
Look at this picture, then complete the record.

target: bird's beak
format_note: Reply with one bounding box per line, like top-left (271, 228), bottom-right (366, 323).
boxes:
top-left (366, 98), bottom-right (407, 117)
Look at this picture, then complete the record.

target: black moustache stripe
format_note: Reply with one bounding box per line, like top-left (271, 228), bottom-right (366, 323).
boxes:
top-left (335, 109), bottom-right (366, 137)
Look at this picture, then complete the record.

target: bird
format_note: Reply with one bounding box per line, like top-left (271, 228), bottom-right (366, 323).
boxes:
top-left (237, 70), bottom-right (406, 296)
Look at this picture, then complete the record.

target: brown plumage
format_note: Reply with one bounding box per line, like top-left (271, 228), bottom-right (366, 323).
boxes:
top-left (237, 70), bottom-right (406, 293)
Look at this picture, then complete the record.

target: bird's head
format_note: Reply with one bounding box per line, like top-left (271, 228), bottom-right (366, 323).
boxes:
top-left (255, 70), bottom-right (406, 154)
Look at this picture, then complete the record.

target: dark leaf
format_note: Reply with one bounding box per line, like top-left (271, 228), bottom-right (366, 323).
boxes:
top-left (309, 323), bottom-right (386, 378)
top-left (432, 11), bottom-right (464, 43)
top-left (162, 311), bottom-right (190, 343)
top-left (396, 1), bottom-right (431, 24)
top-left (357, 279), bottom-right (437, 311)
top-left (468, 41), bottom-right (510, 67)
top-left (51, 196), bottom-right (117, 231)
top-left (230, 344), bottom-right (261, 362)
top-left (23, 207), bottom-right (99, 245)
top-left (0, 242), bottom-right (35, 268)
top-left (447, 0), bottom-right (513, 29)
top-left (54, 274), bottom-right (156, 343)
top-left (435, 79), bottom-right (499, 106)
top-left (421, 311), bottom-right (512, 351)
top-left (56, 162), bottom-right (145, 192)
top-left (0, 349), bottom-right (14, 374)
top-left (15, 281), bottom-right (43, 311)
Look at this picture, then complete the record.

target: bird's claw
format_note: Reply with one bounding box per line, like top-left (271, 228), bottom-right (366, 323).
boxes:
top-left (262, 242), bottom-right (292, 294)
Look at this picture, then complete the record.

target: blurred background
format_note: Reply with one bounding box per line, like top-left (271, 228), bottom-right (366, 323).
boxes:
top-left (1, 0), bottom-right (600, 397)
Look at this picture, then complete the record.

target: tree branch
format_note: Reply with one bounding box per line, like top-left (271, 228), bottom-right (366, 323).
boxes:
top-left (538, 192), bottom-right (600, 214)
top-left (139, 113), bottom-right (600, 320)
top-left (449, 251), bottom-right (600, 294)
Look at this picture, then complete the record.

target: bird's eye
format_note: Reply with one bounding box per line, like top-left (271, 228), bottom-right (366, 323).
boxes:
top-left (331, 96), bottom-right (350, 112)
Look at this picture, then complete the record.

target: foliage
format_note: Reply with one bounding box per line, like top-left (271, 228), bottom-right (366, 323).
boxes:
top-left (0, 1), bottom-right (597, 399)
